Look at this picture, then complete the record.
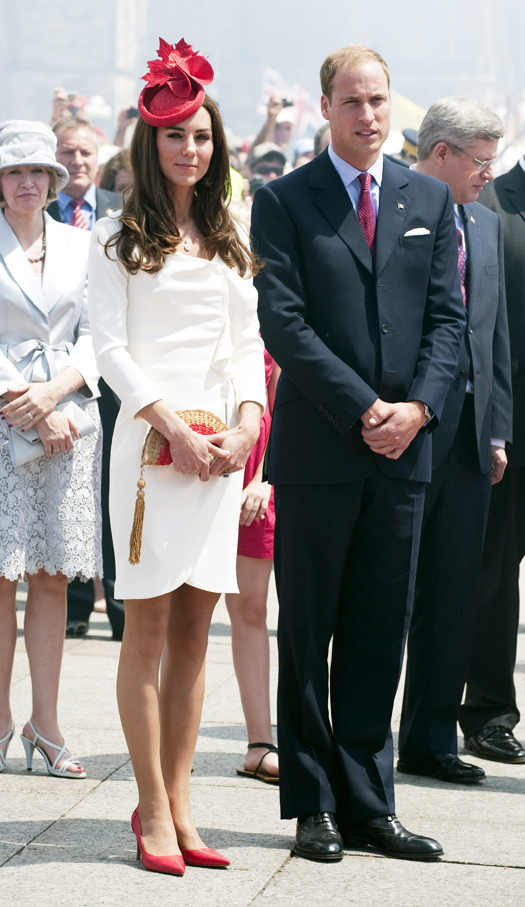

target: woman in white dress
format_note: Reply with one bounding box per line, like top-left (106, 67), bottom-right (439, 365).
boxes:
top-left (0, 122), bottom-right (102, 779)
top-left (88, 39), bottom-right (265, 875)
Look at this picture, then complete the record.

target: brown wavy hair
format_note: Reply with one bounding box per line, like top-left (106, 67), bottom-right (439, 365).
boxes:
top-left (105, 97), bottom-right (260, 276)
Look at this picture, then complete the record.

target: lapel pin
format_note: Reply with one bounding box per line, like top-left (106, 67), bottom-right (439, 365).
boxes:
top-left (470, 215), bottom-right (475, 223)
top-left (397, 202), bottom-right (405, 209)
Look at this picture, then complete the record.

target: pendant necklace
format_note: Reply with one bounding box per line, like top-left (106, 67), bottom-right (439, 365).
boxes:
top-left (183, 238), bottom-right (191, 252)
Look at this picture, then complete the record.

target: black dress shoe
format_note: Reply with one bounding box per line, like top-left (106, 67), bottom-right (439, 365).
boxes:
top-left (465, 727), bottom-right (525, 764)
top-left (397, 753), bottom-right (485, 784)
top-left (341, 815), bottom-right (443, 861)
top-left (65, 619), bottom-right (89, 639)
top-left (294, 812), bottom-right (343, 862)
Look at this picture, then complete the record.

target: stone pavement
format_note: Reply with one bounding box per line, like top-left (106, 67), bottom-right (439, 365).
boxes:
top-left (1, 574), bottom-right (524, 907)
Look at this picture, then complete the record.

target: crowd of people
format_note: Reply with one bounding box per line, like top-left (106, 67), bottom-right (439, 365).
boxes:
top-left (0, 36), bottom-right (524, 876)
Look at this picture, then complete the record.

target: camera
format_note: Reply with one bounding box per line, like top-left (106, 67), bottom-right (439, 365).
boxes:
top-left (281, 97), bottom-right (294, 108)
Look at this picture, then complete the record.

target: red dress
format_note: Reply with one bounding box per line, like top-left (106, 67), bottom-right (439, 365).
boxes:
top-left (237, 348), bottom-right (275, 559)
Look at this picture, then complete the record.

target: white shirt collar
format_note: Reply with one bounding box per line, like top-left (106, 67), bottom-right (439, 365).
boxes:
top-left (328, 142), bottom-right (384, 188)
top-left (519, 156), bottom-right (525, 175)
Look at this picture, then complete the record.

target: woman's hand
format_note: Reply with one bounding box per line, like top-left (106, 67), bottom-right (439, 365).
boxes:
top-left (240, 478), bottom-right (272, 526)
top-left (209, 403), bottom-right (262, 477)
top-left (1, 382), bottom-right (62, 429)
top-left (169, 430), bottom-right (230, 483)
top-left (36, 410), bottom-right (80, 457)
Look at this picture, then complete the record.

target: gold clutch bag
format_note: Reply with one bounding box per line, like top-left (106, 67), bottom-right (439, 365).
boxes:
top-left (129, 410), bottom-right (228, 565)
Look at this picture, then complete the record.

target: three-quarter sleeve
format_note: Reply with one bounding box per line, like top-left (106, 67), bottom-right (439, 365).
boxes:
top-left (87, 219), bottom-right (162, 416)
top-left (224, 266), bottom-right (266, 411)
top-left (67, 281), bottom-right (100, 397)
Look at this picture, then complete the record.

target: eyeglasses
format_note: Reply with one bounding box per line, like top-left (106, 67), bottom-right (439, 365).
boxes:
top-left (255, 164), bottom-right (284, 177)
top-left (446, 141), bottom-right (499, 172)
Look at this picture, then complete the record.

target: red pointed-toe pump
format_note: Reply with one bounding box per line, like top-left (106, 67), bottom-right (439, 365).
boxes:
top-left (131, 807), bottom-right (185, 876)
top-left (180, 845), bottom-right (230, 868)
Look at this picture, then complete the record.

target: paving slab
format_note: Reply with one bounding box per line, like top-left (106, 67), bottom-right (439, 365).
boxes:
top-left (1, 573), bottom-right (524, 905)
top-left (252, 854), bottom-right (525, 907)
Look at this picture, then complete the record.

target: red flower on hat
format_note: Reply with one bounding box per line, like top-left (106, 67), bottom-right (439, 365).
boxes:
top-left (142, 38), bottom-right (213, 100)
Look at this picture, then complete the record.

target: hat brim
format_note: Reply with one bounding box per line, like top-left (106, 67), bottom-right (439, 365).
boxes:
top-left (138, 84), bottom-right (206, 127)
top-left (0, 159), bottom-right (70, 191)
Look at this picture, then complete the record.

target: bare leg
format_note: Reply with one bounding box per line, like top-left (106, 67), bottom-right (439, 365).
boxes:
top-left (117, 594), bottom-right (180, 857)
top-left (160, 584), bottom-right (220, 850)
top-left (225, 556), bottom-right (278, 776)
top-left (0, 577), bottom-right (17, 749)
top-left (21, 569), bottom-right (84, 774)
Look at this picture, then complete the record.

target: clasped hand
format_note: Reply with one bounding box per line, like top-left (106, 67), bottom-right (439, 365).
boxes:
top-left (361, 399), bottom-right (427, 459)
top-left (1, 382), bottom-right (61, 428)
top-left (169, 424), bottom-right (259, 483)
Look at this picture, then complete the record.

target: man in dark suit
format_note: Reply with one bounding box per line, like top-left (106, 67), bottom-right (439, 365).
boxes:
top-left (251, 45), bottom-right (465, 863)
top-left (458, 158), bottom-right (525, 764)
top-left (397, 98), bottom-right (512, 783)
top-left (47, 116), bottom-right (124, 640)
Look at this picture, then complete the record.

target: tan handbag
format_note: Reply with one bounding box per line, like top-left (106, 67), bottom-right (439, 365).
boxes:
top-left (129, 410), bottom-right (228, 565)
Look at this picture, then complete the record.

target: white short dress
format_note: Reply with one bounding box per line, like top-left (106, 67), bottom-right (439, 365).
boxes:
top-left (88, 218), bottom-right (265, 600)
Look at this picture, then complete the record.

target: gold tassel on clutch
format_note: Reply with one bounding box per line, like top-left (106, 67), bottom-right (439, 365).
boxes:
top-left (129, 469), bottom-right (146, 565)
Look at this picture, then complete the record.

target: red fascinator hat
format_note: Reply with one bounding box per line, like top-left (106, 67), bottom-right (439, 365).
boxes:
top-left (138, 38), bottom-right (214, 127)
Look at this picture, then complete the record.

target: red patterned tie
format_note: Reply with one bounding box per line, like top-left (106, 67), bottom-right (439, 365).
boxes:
top-left (358, 172), bottom-right (377, 253)
top-left (70, 199), bottom-right (89, 230)
top-left (457, 228), bottom-right (467, 305)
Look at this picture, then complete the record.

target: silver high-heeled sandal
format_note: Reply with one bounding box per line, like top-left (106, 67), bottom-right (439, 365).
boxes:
top-left (0, 724), bottom-right (14, 773)
top-left (20, 720), bottom-right (86, 778)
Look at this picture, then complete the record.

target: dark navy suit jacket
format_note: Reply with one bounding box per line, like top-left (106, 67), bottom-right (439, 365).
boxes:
top-left (430, 202), bottom-right (512, 473)
top-left (480, 164), bottom-right (525, 467)
top-left (251, 151), bottom-right (466, 485)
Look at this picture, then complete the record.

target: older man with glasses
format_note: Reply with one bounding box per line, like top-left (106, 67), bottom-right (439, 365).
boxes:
top-left (396, 97), bottom-right (513, 785)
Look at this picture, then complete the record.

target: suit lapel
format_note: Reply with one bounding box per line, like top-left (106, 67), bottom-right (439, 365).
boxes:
top-left (310, 152), bottom-right (373, 273)
top-left (0, 210), bottom-right (48, 316)
top-left (375, 159), bottom-right (409, 278)
top-left (505, 164), bottom-right (525, 224)
top-left (462, 203), bottom-right (480, 316)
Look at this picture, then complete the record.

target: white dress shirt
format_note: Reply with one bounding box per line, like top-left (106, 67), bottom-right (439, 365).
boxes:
top-left (328, 143), bottom-right (383, 214)
top-left (519, 156), bottom-right (525, 175)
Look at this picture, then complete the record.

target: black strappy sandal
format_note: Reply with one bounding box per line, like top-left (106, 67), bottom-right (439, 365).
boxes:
top-left (236, 742), bottom-right (279, 785)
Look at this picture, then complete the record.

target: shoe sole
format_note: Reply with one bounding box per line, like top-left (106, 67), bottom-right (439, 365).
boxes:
top-left (344, 839), bottom-right (443, 861)
top-left (397, 762), bottom-right (484, 784)
top-left (464, 744), bottom-right (525, 764)
top-left (293, 846), bottom-right (343, 862)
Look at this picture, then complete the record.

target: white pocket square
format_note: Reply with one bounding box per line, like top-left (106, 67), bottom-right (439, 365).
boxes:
top-left (404, 227), bottom-right (431, 236)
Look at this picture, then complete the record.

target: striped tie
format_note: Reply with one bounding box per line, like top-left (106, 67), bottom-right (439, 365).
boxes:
top-left (70, 199), bottom-right (89, 230)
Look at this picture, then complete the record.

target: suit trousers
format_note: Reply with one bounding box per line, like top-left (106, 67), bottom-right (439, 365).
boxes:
top-left (459, 466), bottom-right (525, 738)
top-left (274, 466), bottom-right (425, 823)
top-left (399, 395), bottom-right (492, 758)
top-left (67, 380), bottom-right (124, 639)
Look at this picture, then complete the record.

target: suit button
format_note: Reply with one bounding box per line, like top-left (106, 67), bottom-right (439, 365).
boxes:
top-left (458, 370), bottom-right (466, 377)
top-left (332, 420), bottom-right (339, 426)
top-left (469, 328), bottom-right (474, 334)
top-left (381, 324), bottom-right (389, 333)
top-left (318, 404), bottom-right (324, 412)
top-left (327, 414), bottom-right (333, 421)
top-left (323, 409), bottom-right (330, 416)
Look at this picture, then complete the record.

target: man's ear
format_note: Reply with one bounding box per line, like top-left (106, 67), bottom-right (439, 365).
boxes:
top-left (320, 95), bottom-right (330, 122)
top-left (433, 142), bottom-right (449, 168)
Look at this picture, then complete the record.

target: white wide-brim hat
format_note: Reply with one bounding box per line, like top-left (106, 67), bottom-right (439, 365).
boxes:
top-left (0, 120), bottom-right (69, 189)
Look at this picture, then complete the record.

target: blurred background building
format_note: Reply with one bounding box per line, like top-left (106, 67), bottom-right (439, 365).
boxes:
top-left (0, 0), bottom-right (524, 164)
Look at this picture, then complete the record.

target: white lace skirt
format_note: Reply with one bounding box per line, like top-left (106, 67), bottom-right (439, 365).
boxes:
top-left (0, 400), bottom-right (103, 582)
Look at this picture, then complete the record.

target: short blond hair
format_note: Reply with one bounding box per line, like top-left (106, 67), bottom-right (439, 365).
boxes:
top-left (320, 44), bottom-right (390, 101)
top-left (0, 166), bottom-right (60, 210)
